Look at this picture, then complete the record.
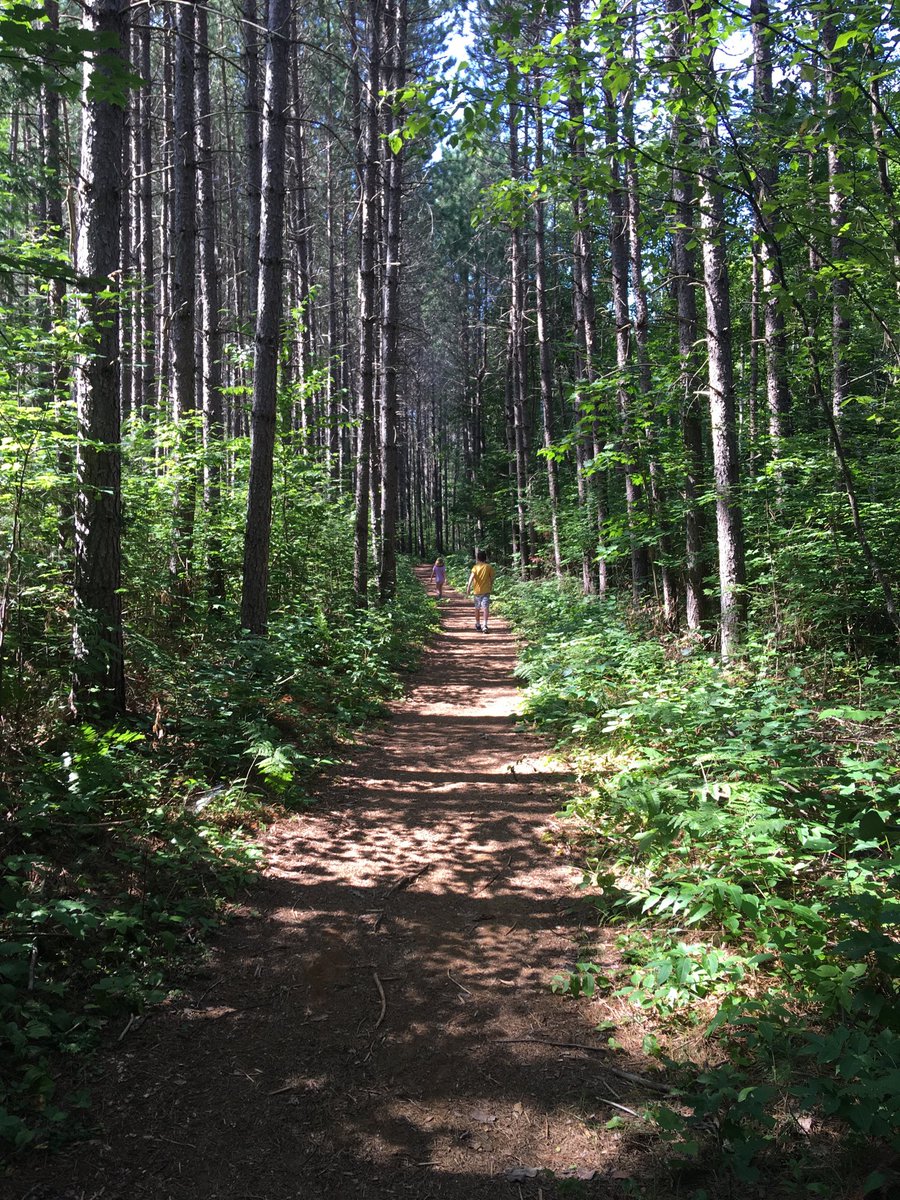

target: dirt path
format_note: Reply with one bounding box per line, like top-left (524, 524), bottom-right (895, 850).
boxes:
top-left (9, 570), bottom-right (656, 1199)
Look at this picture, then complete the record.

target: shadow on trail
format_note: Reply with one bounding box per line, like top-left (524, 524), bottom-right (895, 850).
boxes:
top-left (5, 571), bottom-right (699, 1200)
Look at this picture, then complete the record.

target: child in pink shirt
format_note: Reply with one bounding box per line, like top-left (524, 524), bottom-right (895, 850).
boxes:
top-left (430, 557), bottom-right (446, 599)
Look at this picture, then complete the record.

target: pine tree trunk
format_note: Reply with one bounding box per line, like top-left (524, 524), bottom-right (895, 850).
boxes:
top-left (567, 0), bottom-right (606, 594)
top-left (195, 2), bottom-right (226, 600)
top-left (157, 14), bottom-right (174, 421)
top-left (606, 81), bottom-right (649, 603)
top-left (352, 0), bottom-right (381, 606)
top-left (169, 0), bottom-right (197, 600)
top-left (326, 137), bottom-right (341, 483)
top-left (243, 0), bottom-right (262, 328)
top-left (697, 39), bottom-right (747, 659)
top-left (532, 84), bottom-right (563, 579)
top-left (41, 0), bottom-right (72, 563)
top-left (823, 15), bottom-right (850, 429)
top-left (72, 0), bottom-right (128, 715)
top-left (240, 0), bottom-right (291, 634)
top-left (378, 0), bottom-right (408, 603)
top-left (669, 0), bottom-right (706, 630)
top-left (136, 4), bottom-right (155, 420)
top-left (750, 0), bottom-right (791, 451)
top-left (625, 91), bottom-right (676, 624)
top-left (507, 72), bottom-right (530, 577)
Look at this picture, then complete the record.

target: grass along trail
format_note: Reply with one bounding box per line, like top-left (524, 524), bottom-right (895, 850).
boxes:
top-left (6, 568), bottom-right (670, 1199)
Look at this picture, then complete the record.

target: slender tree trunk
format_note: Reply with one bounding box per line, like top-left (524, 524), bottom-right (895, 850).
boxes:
top-left (290, 52), bottom-right (314, 438)
top-left (157, 13), bottom-right (174, 422)
top-left (870, 76), bottom-right (900, 307)
top-left (624, 80), bottom-right (672, 616)
top-left (41, 0), bottom-right (72, 562)
top-left (532, 84), bottom-right (562, 579)
top-left (378, 0), bottom-right (407, 603)
top-left (507, 69), bottom-right (529, 577)
top-left (72, 0), bottom-right (128, 715)
top-left (823, 16), bottom-right (850, 429)
top-left (748, 246), bottom-right (760, 454)
top-left (136, 4), bottom-right (155, 419)
top-left (669, 0), bottom-right (707, 631)
top-left (352, 0), bottom-right (381, 606)
top-left (567, 0), bottom-right (603, 593)
top-left (326, 137), bottom-right (341, 483)
top-left (120, 59), bottom-right (133, 427)
top-left (243, 0), bottom-right (262, 330)
top-left (697, 36), bottom-right (746, 658)
top-left (240, 0), bottom-right (291, 634)
top-left (169, 0), bottom-right (197, 600)
top-left (606, 81), bottom-right (649, 603)
top-left (195, 2), bottom-right (225, 600)
top-left (750, 0), bottom-right (791, 452)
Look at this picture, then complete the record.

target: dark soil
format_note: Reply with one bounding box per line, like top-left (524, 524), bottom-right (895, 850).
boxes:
top-left (4, 569), bottom-right (678, 1200)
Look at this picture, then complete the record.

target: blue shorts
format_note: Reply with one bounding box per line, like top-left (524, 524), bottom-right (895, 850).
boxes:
top-left (473, 594), bottom-right (491, 611)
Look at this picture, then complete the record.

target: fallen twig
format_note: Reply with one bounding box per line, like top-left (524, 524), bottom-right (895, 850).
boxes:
top-left (447, 969), bottom-right (472, 995)
top-left (194, 980), bottom-right (219, 1007)
top-left (496, 1038), bottom-right (674, 1094)
top-left (597, 1096), bottom-right (643, 1119)
top-left (476, 854), bottom-right (513, 893)
top-left (382, 864), bottom-right (429, 900)
top-left (373, 969), bottom-right (387, 1029)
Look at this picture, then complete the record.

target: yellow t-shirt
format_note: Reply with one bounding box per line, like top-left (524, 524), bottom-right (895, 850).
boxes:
top-left (469, 562), bottom-right (494, 595)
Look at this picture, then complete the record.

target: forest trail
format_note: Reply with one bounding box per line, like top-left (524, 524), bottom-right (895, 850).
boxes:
top-left (12, 569), bottom-right (653, 1199)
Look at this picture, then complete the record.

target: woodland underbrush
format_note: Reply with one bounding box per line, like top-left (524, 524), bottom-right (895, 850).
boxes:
top-left (0, 435), bottom-right (434, 1152)
top-left (497, 577), bottom-right (900, 1194)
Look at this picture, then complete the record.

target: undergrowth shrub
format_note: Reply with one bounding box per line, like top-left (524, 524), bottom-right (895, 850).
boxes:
top-left (500, 579), bottom-right (900, 1182)
top-left (0, 557), bottom-right (434, 1152)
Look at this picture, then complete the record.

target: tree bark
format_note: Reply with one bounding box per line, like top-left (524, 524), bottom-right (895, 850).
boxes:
top-left (352, 0), bottom-right (381, 606)
top-left (135, 3), bottom-right (155, 420)
top-left (240, 0), bottom-right (291, 634)
top-left (169, 0), bottom-right (197, 600)
top-left (567, 0), bottom-right (604, 593)
top-left (823, 15), bottom-right (850, 430)
top-left (697, 34), bottom-right (746, 658)
top-left (507, 67), bottom-right (530, 577)
top-left (628, 144), bottom-right (677, 622)
top-left (750, 0), bottom-right (791, 451)
top-left (669, 0), bottom-right (706, 630)
top-left (243, 0), bottom-right (262, 328)
top-left (195, 2), bottom-right (226, 601)
top-left (41, 0), bottom-right (72, 563)
top-left (72, 0), bottom-right (128, 715)
top-left (532, 82), bottom-right (563, 579)
top-left (378, 0), bottom-right (408, 603)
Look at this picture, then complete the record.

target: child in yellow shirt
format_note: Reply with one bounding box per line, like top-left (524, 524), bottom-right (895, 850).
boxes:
top-left (465, 550), bottom-right (495, 633)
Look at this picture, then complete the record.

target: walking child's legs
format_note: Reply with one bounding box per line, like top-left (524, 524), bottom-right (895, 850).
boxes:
top-left (474, 593), bottom-right (489, 630)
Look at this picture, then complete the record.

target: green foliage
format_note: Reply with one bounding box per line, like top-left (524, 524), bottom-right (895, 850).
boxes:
top-left (1, 548), bottom-right (432, 1150)
top-left (500, 578), bottom-right (900, 1176)
top-left (1, 725), bottom-right (263, 1149)
top-left (1, 352), bottom-right (434, 1148)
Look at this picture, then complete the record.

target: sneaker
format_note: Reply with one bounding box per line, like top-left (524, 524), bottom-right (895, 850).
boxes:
top-left (475, 624), bottom-right (482, 632)
top-left (482, 626), bottom-right (489, 633)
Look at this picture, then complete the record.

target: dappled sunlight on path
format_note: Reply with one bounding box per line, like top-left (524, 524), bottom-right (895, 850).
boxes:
top-left (7, 569), bottom-right (661, 1199)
